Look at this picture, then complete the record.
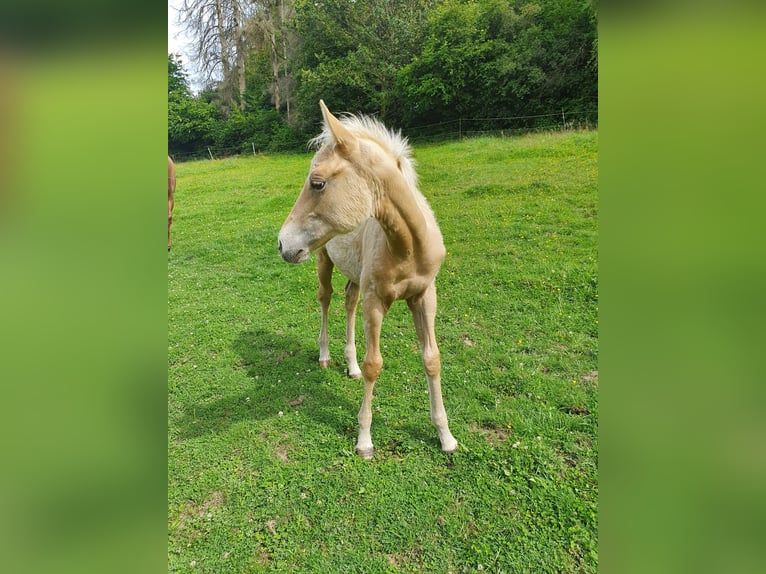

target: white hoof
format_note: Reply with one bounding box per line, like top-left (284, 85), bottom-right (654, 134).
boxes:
top-left (356, 446), bottom-right (374, 459)
top-left (441, 437), bottom-right (458, 454)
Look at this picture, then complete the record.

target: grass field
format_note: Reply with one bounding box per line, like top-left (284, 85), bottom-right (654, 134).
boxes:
top-left (168, 130), bottom-right (598, 573)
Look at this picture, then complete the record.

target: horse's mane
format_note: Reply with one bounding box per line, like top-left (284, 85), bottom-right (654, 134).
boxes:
top-left (309, 113), bottom-right (420, 193)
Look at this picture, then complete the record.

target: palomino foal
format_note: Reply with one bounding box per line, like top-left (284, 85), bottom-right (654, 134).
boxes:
top-left (278, 101), bottom-right (457, 458)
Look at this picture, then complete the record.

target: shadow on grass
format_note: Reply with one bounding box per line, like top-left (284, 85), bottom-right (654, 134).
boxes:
top-left (174, 327), bottom-right (452, 456)
top-left (175, 328), bottom-right (361, 442)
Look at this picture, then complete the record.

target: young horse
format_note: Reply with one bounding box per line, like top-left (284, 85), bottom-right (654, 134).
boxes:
top-left (278, 101), bottom-right (458, 458)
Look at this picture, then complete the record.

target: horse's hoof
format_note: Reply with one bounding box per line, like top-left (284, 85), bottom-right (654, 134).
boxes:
top-left (319, 360), bottom-right (330, 368)
top-left (347, 369), bottom-right (362, 379)
top-left (356, 446), bottom-right (374, 460)
top-left (441, 440), bottom-right (458, 455)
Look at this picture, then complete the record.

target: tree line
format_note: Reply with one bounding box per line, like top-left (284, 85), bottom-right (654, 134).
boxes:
top-left (168, 0), bottom-right (597, 159)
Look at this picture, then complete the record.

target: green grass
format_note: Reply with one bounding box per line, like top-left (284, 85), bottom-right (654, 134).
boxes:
top-left (168, 130), bottom-right (598, 573)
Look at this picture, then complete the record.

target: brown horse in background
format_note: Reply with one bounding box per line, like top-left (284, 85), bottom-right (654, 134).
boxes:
top-left (168, 156), bottom-right (176, 251)
top-left (278, 101), bottom-right (457, 458)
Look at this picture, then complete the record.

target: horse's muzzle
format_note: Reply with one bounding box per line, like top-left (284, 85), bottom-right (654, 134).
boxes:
top-left (280, 248), bottom-right (309, 263)
top-left (278, 238), bottom-right (310, 264)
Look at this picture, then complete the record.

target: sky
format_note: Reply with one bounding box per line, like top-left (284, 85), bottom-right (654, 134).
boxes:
top-left (168, 0), bottom-right (203, 91)
top-left (167, 0), bottom-right (188, 60)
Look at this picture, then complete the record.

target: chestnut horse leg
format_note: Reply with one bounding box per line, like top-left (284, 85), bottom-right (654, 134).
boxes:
top-left (168, 156), bottom-right (176, 251)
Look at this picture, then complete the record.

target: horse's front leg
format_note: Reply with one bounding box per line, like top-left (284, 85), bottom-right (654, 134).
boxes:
top-left (407, 283), bottom-right (458, 454)
top-left (357, 295), bottom-right (388, 459)
top-left (316, 248), bottom-right (334, 368)
top-left (344, 280), bottom-right (362, 378)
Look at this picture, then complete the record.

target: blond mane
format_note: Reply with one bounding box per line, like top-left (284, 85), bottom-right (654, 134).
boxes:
top-left (311, 114), bottom-right (418, 185)
top-left (309, 113), bottom-right (435, 220)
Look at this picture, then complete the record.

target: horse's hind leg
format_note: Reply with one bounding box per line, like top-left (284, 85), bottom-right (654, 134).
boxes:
top-left (407, 283), bottom-right (458, 454)
top-left (316, 248), bottom-right (334, 368)
top-left (344, 280), bottom-right (362, 378)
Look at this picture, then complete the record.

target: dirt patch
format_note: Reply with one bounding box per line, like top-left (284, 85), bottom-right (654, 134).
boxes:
top-left (581, 370), bottom-right (598, 385)
top-left (468, 422), bottom-right (510, 445)
top-left (273, 350), bottom-right (291, 362)
top-left (287, 395), bottom-right (305, 407)
top-left (171, 490), bottom-right (224, 531)
top-left (274, 443), bottom-right (290, 462)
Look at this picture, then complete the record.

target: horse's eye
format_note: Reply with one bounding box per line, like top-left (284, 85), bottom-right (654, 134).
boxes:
top-left (310, 178), bottom-right (326, 192)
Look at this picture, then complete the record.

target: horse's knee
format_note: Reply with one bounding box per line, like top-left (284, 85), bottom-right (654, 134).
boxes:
top-left (422, 348), bottom-right (441, 378)
top-left (362, 355), bottom-right (382, 382)
top-left (317, 285), bottom-right (333, 305)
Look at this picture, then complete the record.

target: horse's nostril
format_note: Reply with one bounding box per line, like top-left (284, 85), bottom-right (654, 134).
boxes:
top-left (278, 239), bottom-right (283, 253)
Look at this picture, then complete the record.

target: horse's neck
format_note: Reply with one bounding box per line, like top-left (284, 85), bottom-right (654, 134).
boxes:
top-left (372, 168), bottom-right (439, 262)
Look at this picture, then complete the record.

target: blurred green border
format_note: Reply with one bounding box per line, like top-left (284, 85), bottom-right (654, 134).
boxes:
top-left (601, 5), bottom-right (766, 573)
top-left (0, 10), bottom-right (167, 573)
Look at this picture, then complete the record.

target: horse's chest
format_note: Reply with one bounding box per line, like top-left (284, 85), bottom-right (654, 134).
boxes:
top-left (326, 231), bottom-right (364, 283)
top-left (326, 221), bottom-right (436, 302)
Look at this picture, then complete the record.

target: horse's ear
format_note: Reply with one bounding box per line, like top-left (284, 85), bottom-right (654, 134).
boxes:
top-left (319, 100), bottom-right (357, 156)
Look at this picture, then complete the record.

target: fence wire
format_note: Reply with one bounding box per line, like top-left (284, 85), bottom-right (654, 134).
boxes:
top-left (170, 109), bottom-right (597, 162)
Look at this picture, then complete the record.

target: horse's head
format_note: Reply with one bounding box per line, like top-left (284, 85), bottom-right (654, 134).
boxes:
top-left (278, 100), bottom-right (373, 263)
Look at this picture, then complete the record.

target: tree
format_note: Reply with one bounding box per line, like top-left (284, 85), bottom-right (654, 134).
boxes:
top-left (178, 0), bottom-right (254, 113)
top-left (168, 53), bottom-right (192, 100)
top-left (397, 0), bottom-right (597, 128)
top-left (292, 0), bottom-right (436, 130)
top-left (168, 54), bottom-right (219, 156)
top-left (168, 0), bottom-right (597, 156)
top-left (246, 0), bottom-right (297, 120)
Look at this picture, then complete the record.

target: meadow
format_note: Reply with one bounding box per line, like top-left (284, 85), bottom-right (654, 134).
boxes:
top-left (168, 130), bottom-right (598, 573)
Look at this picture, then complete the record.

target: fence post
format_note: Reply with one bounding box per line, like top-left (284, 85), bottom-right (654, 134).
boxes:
top-left (252, 142), bottom-right (256, 156)
top-left (207, 147), bottom-right (214, 160)
top-left (561, 109), bottom-right (566, 131)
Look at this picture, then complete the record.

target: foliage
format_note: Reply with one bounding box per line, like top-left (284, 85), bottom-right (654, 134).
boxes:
top-left (168, 55), bottom-right (218, 157)
top-left (211, 108), bottom-right (279, 152)
top-left (169, 0), bottom-right (597, 158)
top-left (292, 0), bottom-right (436, 129)
top-left (398, 0), bottom-right (597, 126)
top-left (168, 131), bottom-right (598, 572)
top-left (169, 54), bottom-right (192, 100)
